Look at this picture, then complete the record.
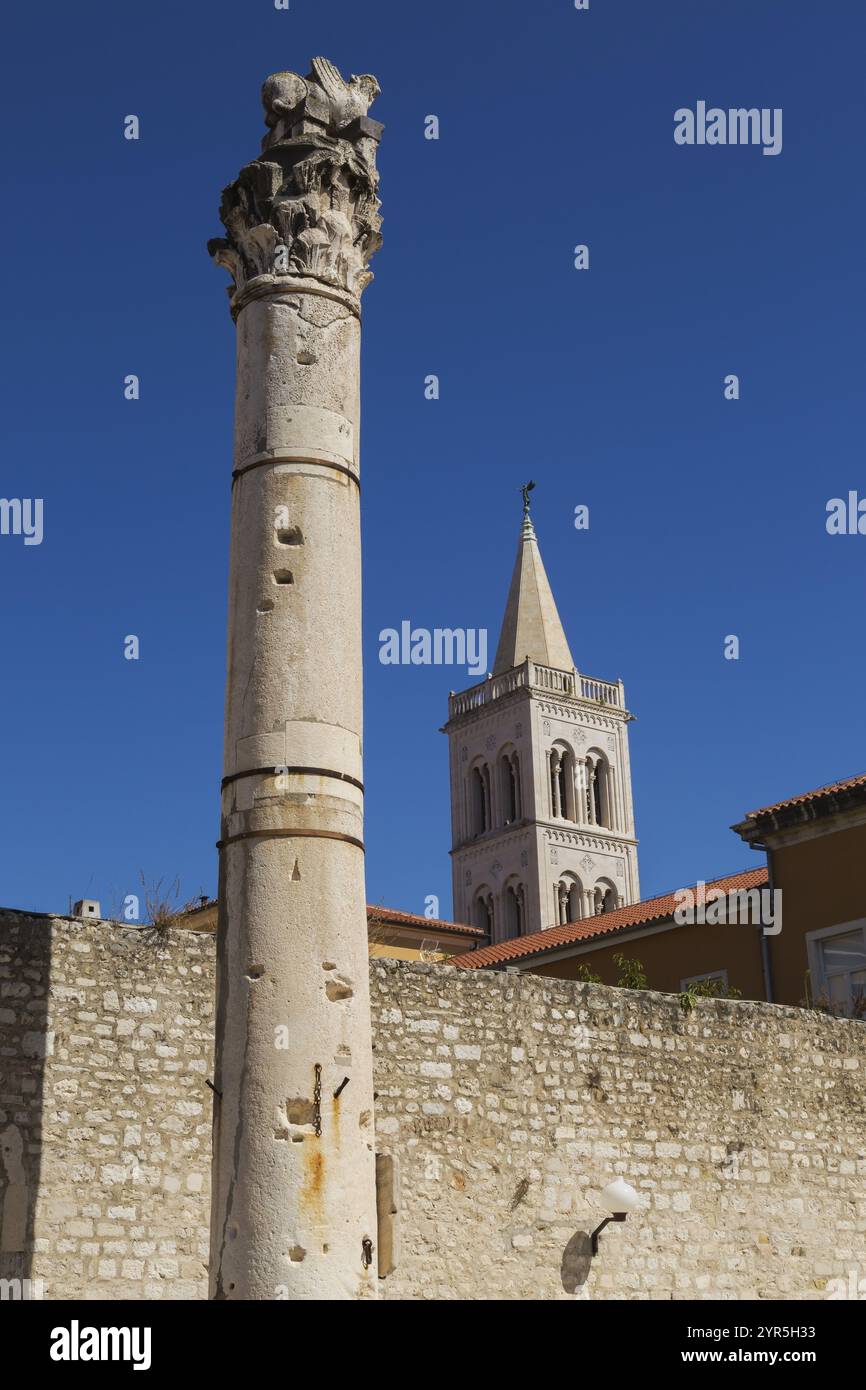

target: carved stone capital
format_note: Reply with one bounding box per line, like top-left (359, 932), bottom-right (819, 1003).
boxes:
top-left (208, 57), bottom-right (383, 310)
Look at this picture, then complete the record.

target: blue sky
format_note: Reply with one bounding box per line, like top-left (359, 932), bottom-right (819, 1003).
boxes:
top-left (1, 0), bottom-right (864, 920)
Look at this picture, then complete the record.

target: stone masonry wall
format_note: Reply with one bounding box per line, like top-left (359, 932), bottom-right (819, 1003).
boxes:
top-left (2, 913), bottom-right (865, 1299)
top-left (0, 913), bottom-right (214, 1299)
top-left (371, 959), bottom-right (866, 1300)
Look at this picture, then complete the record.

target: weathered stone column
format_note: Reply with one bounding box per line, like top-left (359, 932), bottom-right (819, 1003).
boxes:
top-left (207, 58), bottom-right (383, 1300)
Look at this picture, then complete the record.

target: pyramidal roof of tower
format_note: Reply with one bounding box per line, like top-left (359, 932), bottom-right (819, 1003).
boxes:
top-left (492, 514), bottom-right (576, 676)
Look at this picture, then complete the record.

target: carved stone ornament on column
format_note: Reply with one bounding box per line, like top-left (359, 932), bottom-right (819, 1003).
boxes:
top-left (574, 728), bottom-right (587, 747)
top-left (485, 735), bottom-right (496, 750)
top-left (208, 56), bottom-right (384, 315)
top-left (490, 861), bottom-right (502, 880)
top-left (461, 746), bottom-right (468, 762)
top-left (520, 849), bottom-right (528, 867)
top-left (465, 869), bottom-right (472, 886)
top-left (607, 735), bottom-right (616, 752)
top-left (580, 854), bottom-right (595, 874)
top-left (543, 720), bottom-right (551, 736)
top-left (515, 722), bottom-right (523, 739)
top-left (550, 848), bottom-right (559, 864)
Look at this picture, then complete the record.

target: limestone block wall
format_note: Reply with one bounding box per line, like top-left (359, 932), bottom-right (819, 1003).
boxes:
top-left (371, 960), bottom-right (866, 1301)
top-left (2, 913), bottom-right (865, 1300)
top-left (0, 912), bottom-right (214, 1299)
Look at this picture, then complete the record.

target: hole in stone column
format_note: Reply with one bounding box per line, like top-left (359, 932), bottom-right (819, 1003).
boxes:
top-left (276, 526), bottom-right (304, 546)
top-left (285, 1098), bottom-right (316, 1126)
top-left (292, 859), bottom-right (301, 882)
top-left (322, 962), bottom-right (336, 971)
top-left (245, 966), bottom-right (264, 981)
top-left (273, 570), bottom-right (294, 585)
top-left (297, 349), bottom-right (317, 365)
top-left (289, 1246), bottom-right (306, 1262)
top-left (257, 598), bottom-right (275, 613)
top-left (325, 977), bottom-right (353, 1002)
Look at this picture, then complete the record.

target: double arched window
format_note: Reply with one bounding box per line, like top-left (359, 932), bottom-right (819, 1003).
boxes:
top-left (554, 876), bottom-right (619, 924)
top-left (466, 747), bottom-right (522, 838)
top-left (547, 743), bottom-right (618, 831)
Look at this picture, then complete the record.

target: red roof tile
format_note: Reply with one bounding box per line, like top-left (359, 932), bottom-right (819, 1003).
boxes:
top-left (178, 898), bottom-right (484, 938)
top-left (451, 866), bottom-right (768, 970)
top-left (742, 771), bottom-right (866, 822)
top-left (366, 905), bottom-right (484, 937)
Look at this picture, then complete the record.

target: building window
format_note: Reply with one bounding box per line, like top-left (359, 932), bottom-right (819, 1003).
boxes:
top-left (807, 920), bottom-right (866, 1015)
top-left (556, 878), bottom-right (583, 925)
top-left (592, 883), bottom-right (618, 915)
top-left (469, 764), bottom-right (491, 836)
top-left (500, 751), bottom-right (521, 825)
top-left (503, 882), bottom-right (525, 938)
top-left (473, 890), bottom-right (494, 938)
top-left (680, 969), bottom-right (729, 992)
top-left (549, 745), bottom-right (576, 820)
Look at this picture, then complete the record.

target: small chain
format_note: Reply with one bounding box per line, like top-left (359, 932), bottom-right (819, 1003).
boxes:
top-left (313, 1063), bottom-right (322, 1137)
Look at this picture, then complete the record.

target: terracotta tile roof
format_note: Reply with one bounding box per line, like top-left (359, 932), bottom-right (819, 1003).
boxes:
top-left (741, 771), bottom-right (866, 822)
top-left (366, 905), bottom-right (484, 937)
top-left (451, 866), bottom-right (768, 970)
top-left (177, 899), bottom-right (484, 938)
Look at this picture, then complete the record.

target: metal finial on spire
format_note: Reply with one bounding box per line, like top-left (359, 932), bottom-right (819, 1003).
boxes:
top-left (520, 479), bottom-right (536, 517)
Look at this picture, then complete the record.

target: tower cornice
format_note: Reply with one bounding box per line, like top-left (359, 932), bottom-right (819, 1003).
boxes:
top-left (444, 658), bottom-right (630, 732)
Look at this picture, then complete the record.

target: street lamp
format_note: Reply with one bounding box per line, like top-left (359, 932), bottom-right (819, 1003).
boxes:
top-left (590, 1177), bottom-right (640, 1255)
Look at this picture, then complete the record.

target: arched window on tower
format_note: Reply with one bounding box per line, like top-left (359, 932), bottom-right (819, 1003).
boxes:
top-left (586, 752), bottom-right (613, 829)
top-left (593, 881), bottom-right (618, 915)
top-left (472, 889), bottom-right (494, 938)
top-left (499, 749), bottom-right (521, 825)
top-left (469, 763), bottom-right (491, 837)
top-left (503, 881), bottom-right (526, 938)
top-left (593, 762), bottom-right (603, 826)
top-left (550, 744), bottom-right (576, 820)
top-left (555, 876), bottom-right (584, 926)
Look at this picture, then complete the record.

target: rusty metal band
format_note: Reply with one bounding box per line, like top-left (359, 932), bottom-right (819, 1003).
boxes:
top-left (231, 457), bottom-right (361, 490)
top-left (217, 828), bottom-right (365, 852)
top-left (221, 766), bottom-right (364, 793)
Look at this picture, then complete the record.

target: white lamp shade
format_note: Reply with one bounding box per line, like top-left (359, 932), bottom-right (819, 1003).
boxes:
top-left (599, 1177), bottom-right (640, 1214)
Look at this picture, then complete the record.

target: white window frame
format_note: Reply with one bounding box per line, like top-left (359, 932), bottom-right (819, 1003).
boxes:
top-left (680, 969), bottom-right (729, 992)
top-left (806, 918), bottom-right (866, 1013)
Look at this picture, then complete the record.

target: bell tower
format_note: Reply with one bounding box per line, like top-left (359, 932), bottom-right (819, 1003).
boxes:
top-left (444, 490), bottom-right (640, 941)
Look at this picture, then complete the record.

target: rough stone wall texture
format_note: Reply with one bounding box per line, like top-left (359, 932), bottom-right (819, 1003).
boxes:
top-left (0, 913), bottom-right (214, 1299)
top-left (370, 960), bottom-right (866, 1301)
top-left (2, 915), bottom-right (865, 1300)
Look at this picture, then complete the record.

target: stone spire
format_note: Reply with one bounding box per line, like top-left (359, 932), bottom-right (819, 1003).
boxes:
top-left (207, 59), bottom-right (383, 1301)
top-left (492, 490), bottom-right (575, 676)
top-left (444, 489), bottom-right (640, 945)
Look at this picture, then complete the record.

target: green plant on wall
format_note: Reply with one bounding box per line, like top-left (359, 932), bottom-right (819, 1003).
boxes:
top-left (574, 962), bottom-right (602, 984)
top-left (613, 952), bottom-right (647, 991)
top-left (679, 976), bottom-right (743, 1012)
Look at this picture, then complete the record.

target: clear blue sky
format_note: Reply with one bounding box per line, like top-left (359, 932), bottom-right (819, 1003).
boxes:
top-left (1, 0), bottom-right (864, 920)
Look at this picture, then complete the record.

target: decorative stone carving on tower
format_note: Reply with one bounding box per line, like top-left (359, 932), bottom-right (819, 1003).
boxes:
top-left (207, 59), bottom-right (383, 1301)
top-left (444, 488), bottom-right (640, 942)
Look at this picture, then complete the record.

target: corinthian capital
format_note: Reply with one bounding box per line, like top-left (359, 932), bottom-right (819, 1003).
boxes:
top-left (208, 57), bottom-right (383, 308)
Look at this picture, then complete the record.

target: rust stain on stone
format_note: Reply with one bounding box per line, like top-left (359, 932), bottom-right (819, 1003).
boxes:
top-left (301, 1145), bottom-right (325, 1212)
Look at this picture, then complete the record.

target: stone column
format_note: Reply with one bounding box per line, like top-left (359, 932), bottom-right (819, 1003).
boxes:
top-left (207, 58), bottom-right (384, 1301)
top-left (550, 751), bottom-right (562, 818)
